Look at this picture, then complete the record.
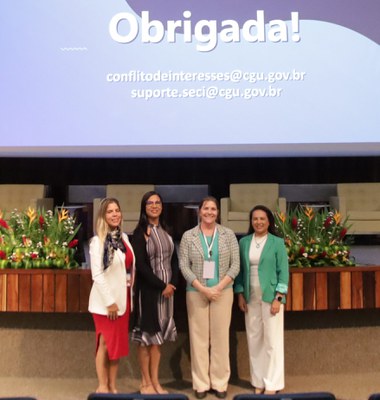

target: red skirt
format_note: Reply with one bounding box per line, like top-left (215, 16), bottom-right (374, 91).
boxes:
top-left (92, 291), bottom-right (131, 360)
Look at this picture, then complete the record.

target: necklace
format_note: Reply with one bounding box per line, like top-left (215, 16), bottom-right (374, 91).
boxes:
top-left (200, 223), bottom-right (216, 236)
top-left (254, 234), bottom-right (267, 248)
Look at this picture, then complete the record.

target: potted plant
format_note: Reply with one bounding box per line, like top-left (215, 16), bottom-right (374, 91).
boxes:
top-left (0, 207), bottom-right (80, 269)
top-left (274, 206), bottom-right (355, 267)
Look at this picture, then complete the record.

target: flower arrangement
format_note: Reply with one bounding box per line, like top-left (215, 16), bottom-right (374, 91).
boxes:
top-left (0, 207), bottom-right (81, 269)
top-left (274, 206), bottom-right (355, 267)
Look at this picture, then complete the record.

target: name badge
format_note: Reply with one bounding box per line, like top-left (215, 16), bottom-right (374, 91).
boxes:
top-left (203, 260), bottom-right (215, 279)
top-left (126, 272), bottom-right (131, 287)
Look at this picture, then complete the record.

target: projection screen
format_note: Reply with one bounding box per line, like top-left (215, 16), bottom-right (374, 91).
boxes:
top-left (0, 0), bottom-right (379, 157)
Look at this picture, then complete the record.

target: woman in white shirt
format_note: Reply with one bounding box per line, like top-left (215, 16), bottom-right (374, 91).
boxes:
top-left (234, 205), bottom-right (288, 394)
top-left (88, 198), bottom-right (135, 394)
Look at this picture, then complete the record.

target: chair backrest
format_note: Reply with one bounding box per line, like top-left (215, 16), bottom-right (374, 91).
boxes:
top-left (233, 392), bottom-right (336, 400)
top-left (230, 183), bottom-right (280, 212)
top-left (106, 185), bottom-right (155, 213)
top-left (337, 183), bottom-right (380, 211)
top-left (88, 393), bottom-right (189, 400)
top-left (0, 184), bottom-right (46, 213)
top-left (0, 397), bottom-right (37, 400)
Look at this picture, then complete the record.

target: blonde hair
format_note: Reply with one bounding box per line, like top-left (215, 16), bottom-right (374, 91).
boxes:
top-left (95, 198), bottom-right (123, 243)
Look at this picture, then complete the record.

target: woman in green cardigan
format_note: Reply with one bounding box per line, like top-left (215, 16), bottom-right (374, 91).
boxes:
top-left (234, 205), bottom-right (289, 395)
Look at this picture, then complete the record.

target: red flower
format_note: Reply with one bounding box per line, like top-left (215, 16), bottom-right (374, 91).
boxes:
top-left (39, 215), bottom-right (45, 228)
top-left (324, 217), bottom-right (332, 228)
top-left (0, 219), bottom-right (9, 229)
top-left (321, 251), bottom-right (327, 258)
top-left (291, 217), bottom-right (298, 230)
top-left (299, 246), bottom-right (305, 255)
top-left (30, 253), bottom-right (38, 259)
top-left (339, 228), bottom-right (347, 239)
top-left (68, 239), bottom-right (78, 248)
top-left (0, 250), bottom-right (6, 260)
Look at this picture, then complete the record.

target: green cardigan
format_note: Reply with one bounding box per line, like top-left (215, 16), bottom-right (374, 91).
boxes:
top-left (234, 233), bottom-right (289, 304)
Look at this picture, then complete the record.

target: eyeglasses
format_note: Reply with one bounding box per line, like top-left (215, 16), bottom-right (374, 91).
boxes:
top-left (146, 200), bottom-right (162, 207)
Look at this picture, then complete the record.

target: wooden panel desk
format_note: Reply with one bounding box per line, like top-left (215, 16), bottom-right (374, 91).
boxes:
top-left (0, 269), bottom-right (92, 313)
top-left (1, 266), bottom-right (380, 313)
top-left (286, 266), bottom-right (380, 311)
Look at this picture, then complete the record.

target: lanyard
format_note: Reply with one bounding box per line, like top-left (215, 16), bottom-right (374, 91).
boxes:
top-left (201, 228), bottom-right (217, 260)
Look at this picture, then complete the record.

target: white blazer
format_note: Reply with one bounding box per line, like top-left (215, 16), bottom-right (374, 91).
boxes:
top-left (88, 233), bottom-right (135, 316)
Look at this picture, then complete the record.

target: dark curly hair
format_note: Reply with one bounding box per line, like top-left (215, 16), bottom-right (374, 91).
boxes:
top-left (247, 205), bottom-right (279, 236)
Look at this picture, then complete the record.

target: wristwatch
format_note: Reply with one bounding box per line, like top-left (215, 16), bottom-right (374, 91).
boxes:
top-left (276, 295), bottom-right (283, 302)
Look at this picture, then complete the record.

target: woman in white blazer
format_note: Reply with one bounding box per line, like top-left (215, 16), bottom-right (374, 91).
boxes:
top-left (89, 198), bottom-right (135, 394)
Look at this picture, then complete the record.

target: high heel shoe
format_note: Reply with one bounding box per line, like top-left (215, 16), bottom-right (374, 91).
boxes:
top-left (140, 384), bottom-right (157, 394)
top-left (152, 382), bottom-right (168, 394)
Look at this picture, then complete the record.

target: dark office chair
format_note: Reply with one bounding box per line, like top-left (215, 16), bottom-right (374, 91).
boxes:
top-left (88, 393), bottom-right (189, 400)
top-left (0, 398), bottom-right (37, 400)
top-left (233, 392), bottom-right (336, 400)
top-left (369, 395), bottom-right (380, 400)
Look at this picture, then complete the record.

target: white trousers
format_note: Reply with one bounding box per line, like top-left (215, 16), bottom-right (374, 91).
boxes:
top-left (186, 288), bottom-right (233, 392)
top-left (245, 269), bottom-right (285, 391)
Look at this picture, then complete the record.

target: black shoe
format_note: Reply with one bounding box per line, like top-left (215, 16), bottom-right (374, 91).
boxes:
top-left (214, 391), bottom-right (227, 399)
top-left (194, 391), bottom-right (207, 399)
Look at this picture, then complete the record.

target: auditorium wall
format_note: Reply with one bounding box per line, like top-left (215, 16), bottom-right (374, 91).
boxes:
top-left (1, 156), bottom-right (380, 205)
